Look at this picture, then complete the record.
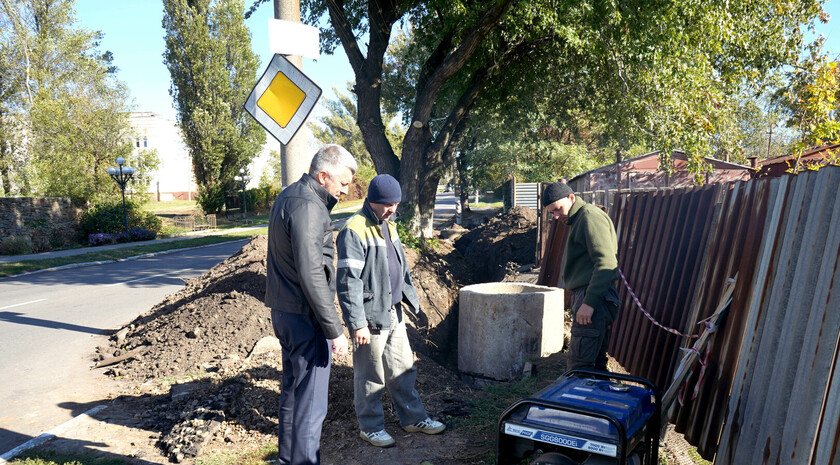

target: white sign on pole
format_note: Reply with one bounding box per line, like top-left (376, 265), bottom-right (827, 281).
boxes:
top-left (267, 18), bottom-right (320, 60)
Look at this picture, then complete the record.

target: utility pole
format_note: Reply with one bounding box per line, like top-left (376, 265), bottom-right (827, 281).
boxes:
top-left (275, 0), bottom-right (310, 187)
top-left (766, 121), bottom-right (775, 160)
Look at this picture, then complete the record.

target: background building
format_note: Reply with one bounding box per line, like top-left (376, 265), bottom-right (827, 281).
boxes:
top-left (129, 112), bottom-right (283, 201)
top-left (567, 151), bottom-right (751, 192)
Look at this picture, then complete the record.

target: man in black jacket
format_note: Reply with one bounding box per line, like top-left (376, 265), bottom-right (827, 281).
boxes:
top-left (265, 144), bottom-right (356, 465)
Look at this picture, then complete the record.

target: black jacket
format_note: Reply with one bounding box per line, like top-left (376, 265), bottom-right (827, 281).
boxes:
top-left (265, 174), bottom-right (343, 339)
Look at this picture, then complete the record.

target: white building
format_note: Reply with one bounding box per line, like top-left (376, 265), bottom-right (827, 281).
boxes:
top-left (129, 112), bottom-right (196, 201)
top-left (129, 112), bottom-right (282, 201)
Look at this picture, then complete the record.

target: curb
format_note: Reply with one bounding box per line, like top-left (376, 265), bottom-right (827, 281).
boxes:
top-left (0, 405), bottom-right (108, 464)
top-left (4, 239), bottom-right (251, 279)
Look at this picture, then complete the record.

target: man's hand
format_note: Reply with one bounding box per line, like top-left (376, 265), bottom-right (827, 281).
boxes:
top-left (331, 334), bottom-right (349, 360)
top-left (354, 327), bottom-right (371, 345)
top-left (576, 303), bottom-right (594, 325)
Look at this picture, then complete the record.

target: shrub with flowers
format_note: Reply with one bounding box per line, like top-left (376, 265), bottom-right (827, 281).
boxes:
top-left (88, 233), bottom-right (116, 246)
top-left (129, 227), bottom-right (157, 241)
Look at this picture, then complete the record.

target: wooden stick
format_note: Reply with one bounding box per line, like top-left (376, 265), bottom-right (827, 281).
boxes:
top-left (93, 346), bottom-right (147, 369)
top-left (661, 276), bottom-right (737, 415)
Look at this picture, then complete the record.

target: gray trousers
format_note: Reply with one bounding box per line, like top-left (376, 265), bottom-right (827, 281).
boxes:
top-left (568, 286), bottom-right (620, 371)
top-left (353, 307), bottom-right (428, 432)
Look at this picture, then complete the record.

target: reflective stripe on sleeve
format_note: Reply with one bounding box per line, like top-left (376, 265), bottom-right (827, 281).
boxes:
top-left (337, 258), bottom-right (365, 270)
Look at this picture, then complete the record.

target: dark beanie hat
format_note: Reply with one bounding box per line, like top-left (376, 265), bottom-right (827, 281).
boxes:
top-left (542, 181), bottom-right (574, 207)
top-left (367, 174), bottom-right (402, 204)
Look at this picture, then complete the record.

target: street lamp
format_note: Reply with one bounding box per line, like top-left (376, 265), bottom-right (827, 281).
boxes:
top-left (107, 157), bottom-right (135, 236)
top-left (233, 168), bottom-right (251, 222)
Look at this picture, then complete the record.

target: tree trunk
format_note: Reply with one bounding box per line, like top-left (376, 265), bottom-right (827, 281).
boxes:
top-left (355, 78), bottom-right (400, 177)
top-left (0, 136), bottom-right (10, 196)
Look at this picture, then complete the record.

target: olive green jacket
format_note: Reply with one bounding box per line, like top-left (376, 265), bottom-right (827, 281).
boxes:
top-left (563, 198), bottom-right (619, 308)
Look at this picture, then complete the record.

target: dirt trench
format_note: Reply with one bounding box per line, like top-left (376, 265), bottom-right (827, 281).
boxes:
top-left (46, 205), bottom-right (693, 465)
top-left (76, 207), bottom-right (539, 465)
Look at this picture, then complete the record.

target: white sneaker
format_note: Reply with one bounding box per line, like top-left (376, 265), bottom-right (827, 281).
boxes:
top-left (360, 429), bottom-right (395, 447)
top-left (403, 417), bottom-right (446, 434)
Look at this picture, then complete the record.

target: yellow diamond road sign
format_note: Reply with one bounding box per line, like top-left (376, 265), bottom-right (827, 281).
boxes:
top-left (244, 54), bottom-right (321, 145)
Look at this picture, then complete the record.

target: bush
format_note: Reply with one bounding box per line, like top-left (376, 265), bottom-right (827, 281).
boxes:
top-left (79, 200), bottom-right (163, 240)
top-left (242, 186), bottom-right (280, 214)
top-left (129, 227), bottom-right (157, 241)
top-left (88, 233), bottom-right (116, 246)
top-left (197, 184), bottom-right (226, 214)
top-left (1, 235), bottom-right (34, 255)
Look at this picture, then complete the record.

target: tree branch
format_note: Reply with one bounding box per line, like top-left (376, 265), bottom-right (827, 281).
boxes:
top-left (325, 0), bottom-right (365, 74)
top-left (411, 0), bottom-right (515, 124)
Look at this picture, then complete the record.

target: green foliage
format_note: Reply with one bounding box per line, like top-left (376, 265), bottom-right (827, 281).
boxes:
top-left (730, 91), bottom-right (795, 162)
top-left (778, 51), bottom-right (840, 172)
top-left (1, 235), bottom-right (34, 255)
top-left (305, 0), bottom-right (824, 238)
top-left (163, 0), bottom-right (265, 213)
top-left (394, 206), bottom-right (439, 252)
top-left (243, 185), bottom-right (280, 214)
top-left (197, 183), bottom-right (226, 215)
top-left (309, 86), bottom-right (403, 199)
top-left (309, 85), bottom-right (406, 167)
top-left (79, 200), bottom-right (163, 239)
top-left (1, 0), bottom-right (138, 204)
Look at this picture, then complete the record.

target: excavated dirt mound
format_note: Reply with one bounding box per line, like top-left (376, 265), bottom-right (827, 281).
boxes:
top-left (453, 206), bottom-right (538, 283)
top-left (93, 231), bottom-right (481, 464)
top-left (77, 209), bottom-right (695, 464)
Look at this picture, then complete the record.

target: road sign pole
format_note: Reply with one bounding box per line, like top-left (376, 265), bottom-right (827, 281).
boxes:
top-left (275, 0), bottom-right (311, 188)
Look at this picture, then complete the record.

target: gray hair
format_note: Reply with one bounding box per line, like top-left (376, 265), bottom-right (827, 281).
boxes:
top-left (308, 144), bottom-right (357, 177)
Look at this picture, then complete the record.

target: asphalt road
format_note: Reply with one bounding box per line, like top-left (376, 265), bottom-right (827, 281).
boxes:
top-left (0, 240), bottom-right (248, 455)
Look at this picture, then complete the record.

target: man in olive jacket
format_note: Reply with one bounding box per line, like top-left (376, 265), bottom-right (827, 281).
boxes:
top-left (336, 174), bottom-right (445, 448)
top-left (265, 144), bottom-right (356, 465)
top-left (543, 181), bottom-right (620, 371)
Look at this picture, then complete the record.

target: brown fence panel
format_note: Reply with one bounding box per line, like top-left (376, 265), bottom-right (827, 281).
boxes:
top-left (535, 167), bottom-right (840, 462)
top-left (608, 185), bottom-right (721, 389)
top-left (716, 168), bottom-right (840, 464)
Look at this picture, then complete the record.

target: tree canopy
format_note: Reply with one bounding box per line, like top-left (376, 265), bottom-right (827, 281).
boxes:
top-left (249, 0), bottom-right (825, 236)
top-left (1, 0), bottom-right (151, 205)
top-left (163, 0), bottom-right (265, 214)
top-left (308, 85), bottom-right (405, 197)
top-left (777, 43), bottom-right (840, 171)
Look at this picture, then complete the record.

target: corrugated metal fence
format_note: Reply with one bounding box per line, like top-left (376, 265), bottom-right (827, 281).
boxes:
top-left (537, 167), bottom-right (840, 463)
top-left (512, 182), bottom-right (541, 211)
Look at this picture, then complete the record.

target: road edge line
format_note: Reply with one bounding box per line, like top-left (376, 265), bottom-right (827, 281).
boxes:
top-left (0, 405), bottom-right (108, 464)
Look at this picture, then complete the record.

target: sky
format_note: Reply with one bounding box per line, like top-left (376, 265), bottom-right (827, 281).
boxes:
top-left (73, 0), bottom-right (840, 123)
top-left (73, 0), bottom-right (354, 121)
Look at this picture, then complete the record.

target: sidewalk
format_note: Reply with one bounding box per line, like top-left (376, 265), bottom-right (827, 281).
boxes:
top-left (0, 223), bottom-right (268, 264)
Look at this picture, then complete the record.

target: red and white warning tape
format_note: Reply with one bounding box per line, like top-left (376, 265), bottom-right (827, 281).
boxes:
top-left (617, 267), bottom-right (700, 338)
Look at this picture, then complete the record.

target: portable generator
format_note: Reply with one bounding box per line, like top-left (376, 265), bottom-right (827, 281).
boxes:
top-left (496, 369), bottom-right (661, 465)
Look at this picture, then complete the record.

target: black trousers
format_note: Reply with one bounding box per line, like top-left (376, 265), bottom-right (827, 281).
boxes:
top-left (568, 286), bottom-right (620, 371)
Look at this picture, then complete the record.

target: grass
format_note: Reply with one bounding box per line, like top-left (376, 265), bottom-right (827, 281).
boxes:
top-left (686, 448), bottom-right (712, 465)
top-left (335, 197), bottom-right (365, 212)
top-left (196, 443), bottom-right (277, 465)
top-left (9, 450), bottom-right (126, 465)
top-left (471, 200), bottom-right (504, 210)
top-left (141, 199), bottom-right (199, 214)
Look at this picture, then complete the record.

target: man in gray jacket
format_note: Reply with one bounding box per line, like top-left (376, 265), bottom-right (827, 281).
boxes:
top-left (336, 174), bottom-right (445, 448)
top-left (265, 144), bottom-right (356, 465)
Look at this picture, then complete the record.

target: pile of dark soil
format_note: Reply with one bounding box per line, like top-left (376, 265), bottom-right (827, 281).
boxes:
top-left (453, 206), bottom-right (538, 283)
top-left (94, 226), bottom-right (495, 464)
top-left (81, 207), bottom-right (698, 465)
